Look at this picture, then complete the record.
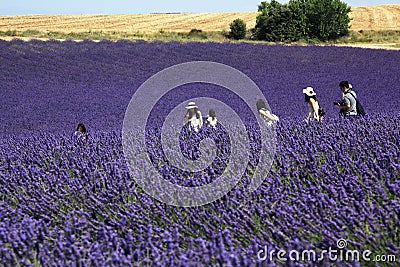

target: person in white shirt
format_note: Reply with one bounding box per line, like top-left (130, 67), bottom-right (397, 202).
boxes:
top-left (303, 87), bottom-right (322, 122)
top-left (205, 109), bottom-right (217, 128)
top-left (336, 81), bottom-right (357, 117)
top-left (184, 102), bottom-right (203, 132)
top-left (256, 99), bottom-right (279, 126)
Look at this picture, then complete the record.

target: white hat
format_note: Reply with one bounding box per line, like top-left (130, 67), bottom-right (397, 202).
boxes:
top-left (303, 87), bottom-right (316, 96)
top-left (185, 102), bottom-right (198, 109)
top-left (349, 84), bottom-right (353, 89)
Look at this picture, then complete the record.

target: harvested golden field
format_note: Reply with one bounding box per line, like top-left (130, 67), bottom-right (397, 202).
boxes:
top-left (0, 5), bottom-right (399, 33)
top-left (350, 4), bottom-right (400, 30)
top-left (0, 13), bottom-right (257, 33)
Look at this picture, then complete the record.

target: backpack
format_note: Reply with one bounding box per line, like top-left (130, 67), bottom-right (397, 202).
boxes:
top-left (347, 91), bottom-right (366, 116)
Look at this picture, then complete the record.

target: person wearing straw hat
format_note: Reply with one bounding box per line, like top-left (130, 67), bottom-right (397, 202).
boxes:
top-left (184, 101), bottom-right (203, 132)
top-left (205, 109), bottom-right (217, 128)
top-left (303, 86), bottom-right (322, 122)
top-left (256, 99), bottom-right (279, 126)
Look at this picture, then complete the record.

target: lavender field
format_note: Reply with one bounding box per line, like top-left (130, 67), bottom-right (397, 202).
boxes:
top-left (0, 39), bottom-right (399, 266)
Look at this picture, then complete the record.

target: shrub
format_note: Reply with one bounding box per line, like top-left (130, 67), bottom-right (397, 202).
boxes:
top-left (4, 29), bottom-right (17, 37)
top-left (188, 29), bottom-right (208, 39)
top-left (21, 29), bottom-right (41, 37)
top-left (229, 18), bottom-right (247, 40)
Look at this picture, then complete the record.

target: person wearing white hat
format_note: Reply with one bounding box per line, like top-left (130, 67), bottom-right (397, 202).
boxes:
top-left (184, 101), bottom-right (203, 132)
top-left (303, 86), bottom-right (321, 122)
top-left (256, 99), bottom-right (279, 126)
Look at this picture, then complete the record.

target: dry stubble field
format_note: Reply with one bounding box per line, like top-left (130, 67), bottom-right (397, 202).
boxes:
top-left (0, 5), bottom-right (399, 34)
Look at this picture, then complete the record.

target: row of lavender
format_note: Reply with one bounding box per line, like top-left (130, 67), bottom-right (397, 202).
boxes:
top-left (0, 39), bottom-right (399, 266)
top-left (1, 116), bottom-right (399, 266)
top-left (1, 39), bottom-right (399, 135)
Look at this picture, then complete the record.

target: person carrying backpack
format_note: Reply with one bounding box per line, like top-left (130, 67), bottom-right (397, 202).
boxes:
top-left (335, 81), bottom-right (366, 117)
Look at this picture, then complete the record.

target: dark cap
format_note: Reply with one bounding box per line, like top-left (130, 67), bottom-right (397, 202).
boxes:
top-left (256, 99), bottom-right (266, 111)
top-left (208, 109), bottom-right (216, 117)
top-left (339, 81), bottom-right (349, 88)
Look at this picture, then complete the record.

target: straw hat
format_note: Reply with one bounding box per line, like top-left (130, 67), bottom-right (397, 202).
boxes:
top-left (303, 87), bottom-right (316, 96)
top-left (185, 102), bottom-right (198, 109)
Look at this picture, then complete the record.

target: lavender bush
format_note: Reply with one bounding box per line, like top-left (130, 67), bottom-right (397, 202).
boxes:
top-left (0, 39), bottom-right (399, 266)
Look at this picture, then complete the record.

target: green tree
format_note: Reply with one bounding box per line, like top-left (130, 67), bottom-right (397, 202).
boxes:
top-left (288, 0), bottom-right (308, 37)
top-left (229, 18), bottom-right (247, 40)
top-left (254, 0), bottom-right (351, 42)
top-left (254, 0), bottom-right (305, 42)
top-left (300, 0), bottom-right (351, 41)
